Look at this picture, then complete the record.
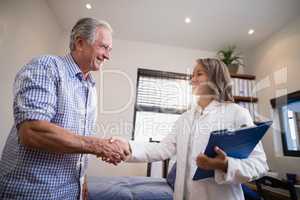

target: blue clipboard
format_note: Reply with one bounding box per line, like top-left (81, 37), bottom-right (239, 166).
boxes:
top-left (193, 121), bottom-right (272, 180)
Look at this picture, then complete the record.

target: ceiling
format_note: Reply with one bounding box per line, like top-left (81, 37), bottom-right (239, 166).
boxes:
top-left (46, 0), bottom-right (300, 51)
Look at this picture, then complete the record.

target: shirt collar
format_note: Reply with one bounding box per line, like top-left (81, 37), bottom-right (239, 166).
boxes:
top-left (64, 53), bottom-right (96, 86)
top-left (195, 100), bottom-right (220, 115)
top-left (85, 73), bottom-right (96, 86)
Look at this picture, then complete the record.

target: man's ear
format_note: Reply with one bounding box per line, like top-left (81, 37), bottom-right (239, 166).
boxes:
top-left (74, 36), bottom-right (85, 51)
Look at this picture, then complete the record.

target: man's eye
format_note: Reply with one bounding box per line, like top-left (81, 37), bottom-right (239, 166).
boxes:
top-left (99, 44), bottom-right (112, 52)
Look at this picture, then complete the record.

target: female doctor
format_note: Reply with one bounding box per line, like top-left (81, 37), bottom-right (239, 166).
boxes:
top-left (123, 58), bottom-right (268, 200)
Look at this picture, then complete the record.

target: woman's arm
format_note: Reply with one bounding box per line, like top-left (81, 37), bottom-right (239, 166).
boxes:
top-left (214, 107), bottom-right (269, 184)
top-left (214, 142), bottom-right (268, 184)
top-left (128, 132), bottom-right (177, 162)
top-left (116, 118), bottom-right (181, 163)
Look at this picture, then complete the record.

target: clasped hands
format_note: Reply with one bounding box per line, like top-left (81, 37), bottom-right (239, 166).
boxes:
top-left (96, 136), bottom-right (131, 165)
top-left (95, 138), bottom-right (228, 171)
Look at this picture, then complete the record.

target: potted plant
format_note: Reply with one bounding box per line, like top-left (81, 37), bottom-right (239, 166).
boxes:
top-left (217, 45), bottom-right (244, 74)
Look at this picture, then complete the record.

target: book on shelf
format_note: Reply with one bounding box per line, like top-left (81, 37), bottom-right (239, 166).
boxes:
top-left (230, 73), bottom-right (258, 121)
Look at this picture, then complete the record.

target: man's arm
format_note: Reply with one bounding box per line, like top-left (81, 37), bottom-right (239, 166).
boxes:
top-left (19, 120), bottom-right (129, 163)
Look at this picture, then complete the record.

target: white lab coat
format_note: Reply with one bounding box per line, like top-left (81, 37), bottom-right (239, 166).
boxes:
top-left (129, 100), bottom-right (269, 200)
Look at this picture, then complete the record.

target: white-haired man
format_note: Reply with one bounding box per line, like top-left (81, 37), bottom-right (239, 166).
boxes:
top-left (0, 18), bottom-right (129, 200)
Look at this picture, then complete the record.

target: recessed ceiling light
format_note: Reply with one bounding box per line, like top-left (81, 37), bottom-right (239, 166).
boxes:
top-left (185, 17), bottom-right (191, 24)
top-left (248, 29), bottom-right (255, 35)
top-left (86, 3), bottom-right (92, 9)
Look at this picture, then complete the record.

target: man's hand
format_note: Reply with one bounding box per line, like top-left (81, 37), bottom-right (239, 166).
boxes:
top-left (100, 136), bottom-right (131, 164)
top-left (110, 136), bottom-right (131, 160)
top-left (92, 138), bottom-right (127, 165)
top-left (196, 146), bottom-right (228, 172)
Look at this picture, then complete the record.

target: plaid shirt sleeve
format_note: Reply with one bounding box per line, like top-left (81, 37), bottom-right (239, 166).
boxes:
top-left (13, 58), bottom-right (58, 127)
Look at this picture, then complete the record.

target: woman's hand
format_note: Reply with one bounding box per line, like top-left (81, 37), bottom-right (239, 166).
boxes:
top-left (196, 146), bottom-right (228, 173)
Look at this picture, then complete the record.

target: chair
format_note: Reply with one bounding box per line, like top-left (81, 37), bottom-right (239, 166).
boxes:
top-left (147, 138), bottom-right (170, 178)
top-left (242, 184), bottom-right (260, 200)
top-left (255, 176), bottom-right (298, 200)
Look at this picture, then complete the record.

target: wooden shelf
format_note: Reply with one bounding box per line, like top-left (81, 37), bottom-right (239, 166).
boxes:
top-left (234, 96), bottom-right (258, 103)
top-left (230, 73), bottom-right (256, 80)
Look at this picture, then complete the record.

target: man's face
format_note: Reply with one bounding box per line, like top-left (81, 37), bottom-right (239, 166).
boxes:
top-left (80, 27), bottom-right (112, 71)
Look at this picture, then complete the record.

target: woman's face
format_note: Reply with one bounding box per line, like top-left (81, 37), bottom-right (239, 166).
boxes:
top-left (191, 63), bottom-right (210, 96)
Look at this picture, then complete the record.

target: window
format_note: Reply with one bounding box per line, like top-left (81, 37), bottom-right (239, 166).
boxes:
top-left (271, 90), bottom-right (300, 157)
top-left (132, 68), bottom-right (192, 141)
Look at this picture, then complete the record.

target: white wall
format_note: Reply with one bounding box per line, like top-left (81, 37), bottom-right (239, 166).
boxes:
top-left (245, 16), bottom-right (300, 175)
top-left (87, 39), bottom-right (215, 177)
top-left (0, 0), bottom-right (64, 152)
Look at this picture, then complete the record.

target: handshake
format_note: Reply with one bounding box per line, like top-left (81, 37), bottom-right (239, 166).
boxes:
top-left (96, 136), bottom-right (131, 165)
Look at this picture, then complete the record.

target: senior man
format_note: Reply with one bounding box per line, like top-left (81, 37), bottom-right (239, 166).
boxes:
top-left (0, 18), bottom-right (129, 199)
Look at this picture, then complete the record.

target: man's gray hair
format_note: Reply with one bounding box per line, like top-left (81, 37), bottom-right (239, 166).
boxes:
top-left (69, 18), bottom-right (113, 51)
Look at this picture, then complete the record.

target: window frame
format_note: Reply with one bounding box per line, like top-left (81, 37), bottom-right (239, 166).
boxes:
top-left (270, 90), bottom-right (300, 157)
top-left (131, 68), bottom-right (191, 140)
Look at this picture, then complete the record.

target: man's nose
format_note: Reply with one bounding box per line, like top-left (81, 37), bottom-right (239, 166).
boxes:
top-left (103, 51), bottom-right (110, 60)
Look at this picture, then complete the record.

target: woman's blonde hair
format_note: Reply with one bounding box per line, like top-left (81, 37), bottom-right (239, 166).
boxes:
top-left (196, 58), bottom-right (234, 102)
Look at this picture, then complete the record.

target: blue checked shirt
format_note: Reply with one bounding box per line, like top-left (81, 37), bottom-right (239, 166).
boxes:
top-left (0, 54), bottom-right (97, 199)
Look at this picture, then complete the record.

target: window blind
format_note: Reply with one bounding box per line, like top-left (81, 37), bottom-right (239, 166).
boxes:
top-left (133, 68), bottom-right (192, 141)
